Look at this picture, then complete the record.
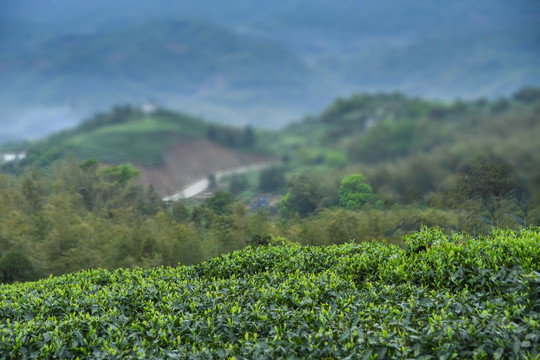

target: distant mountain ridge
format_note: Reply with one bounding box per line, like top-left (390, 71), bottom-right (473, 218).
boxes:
top-left (0, 18), bottom-right (310, 117)
top-left (1, 0), bottom-right (539, 142)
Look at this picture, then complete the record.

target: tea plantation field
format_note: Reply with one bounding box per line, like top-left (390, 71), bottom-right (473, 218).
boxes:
top-left (1, 228), bottom-right (539, 359)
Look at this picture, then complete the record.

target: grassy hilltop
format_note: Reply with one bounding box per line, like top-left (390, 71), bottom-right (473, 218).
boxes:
top-left (0, 227), bottom-right (538, 359)
top-left (6, 105), bottom-right (273, 195)
top-left (18, 106), bottom-right (263, 169)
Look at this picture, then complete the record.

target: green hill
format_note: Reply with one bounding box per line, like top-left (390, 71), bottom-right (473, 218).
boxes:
top-left (267, 87), bottom-right (540, 203)
top-left (19, 105), bottom-right (264, 168)
top-left (0, 227), bottom-right (538, 359)
top-left (7, 105), bottom-right (274, 196)
top-left (27, 107), bottom-right (209, 167)
top-left (5, 86), bottom-right (540, 212)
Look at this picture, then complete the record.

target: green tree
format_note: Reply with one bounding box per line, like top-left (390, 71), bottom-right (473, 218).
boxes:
top-left (338, 174), bottom-right (379, 210)
top-left (245, 210), bottom-right (272, 247)
top-left (347, 119), bottom-right (416, 163)
top-left (319, 208), bottom-right (359, 245)
top-left (325, 151), bottom-right (348, 169)
top-left (79, 158), bottom-right (99, 172)
top-left (39, 192), bottom-right (87, 275)
top-left (278, 175), bottom-right (321, 218)
top-left (242, 125), bottom-right (256, 147)
top-left (469, 162), bottom-right (517, 200)
top-left (435, 161), bottom-right (525, 229)
top-left (21, 176), bottom-right (44, 213)
top-left (0, 250), bottom-right (36, 283)
top-left (207, 174), bottom-right (217, 190)
top-left (98, 164), bottom-right (140, 184)
top-left (52, 157), bottom-right (99, 211)
top-left (259, 167), bottom-right (286, 192)
top-left (171, 200), bottom-right (190, 223)
top-left (464, 162), bottom-right (523, 223)
top-left (229, 174), bottom-right (249, 195)
top-left (203, 191), bottom-right (234, 215)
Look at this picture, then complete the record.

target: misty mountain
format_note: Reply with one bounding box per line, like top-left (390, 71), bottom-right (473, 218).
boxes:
top-left (1, 19), bottom-right (309, 102)
top-left (0, 18), bottom-right (315, 140)
top-left (1, 0), bottom-right (539, 142)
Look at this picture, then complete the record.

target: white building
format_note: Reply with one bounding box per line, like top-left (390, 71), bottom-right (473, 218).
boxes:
top-left (1, 153), bottom-right (26, 162)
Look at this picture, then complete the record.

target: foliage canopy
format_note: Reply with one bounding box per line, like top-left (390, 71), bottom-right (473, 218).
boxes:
top-left (338, 173), bottom-right (380, 210)
top-left (0, 227), bottom-right (538, 359)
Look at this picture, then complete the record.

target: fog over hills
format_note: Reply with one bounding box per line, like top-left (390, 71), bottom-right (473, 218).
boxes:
top-left (1, 0), bottom-right (539, 142)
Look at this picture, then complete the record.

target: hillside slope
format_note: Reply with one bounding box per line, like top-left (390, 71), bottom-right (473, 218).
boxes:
top-left (6, 87), bottom-right (540, 200)
top-left (0, 227), bottom-right (538, 358)
top-left (269, 87), bottom-right (540, 204)
top-left (15, 106), bottom-right (275, 196)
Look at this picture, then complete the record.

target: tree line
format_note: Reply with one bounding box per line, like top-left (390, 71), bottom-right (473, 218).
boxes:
top-left (1, 154), bottom-right (535, 283)
top-left (2, 87), bottom-right (539, 283)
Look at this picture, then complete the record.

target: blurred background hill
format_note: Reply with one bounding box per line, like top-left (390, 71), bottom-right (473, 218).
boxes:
top-left (1, 0), bottom-right (540, 281)
top-left (1, 0), bottom-right (539, 142)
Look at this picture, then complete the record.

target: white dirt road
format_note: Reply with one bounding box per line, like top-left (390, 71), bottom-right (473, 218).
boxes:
top-left (162, 162), bottom-right (271, 201)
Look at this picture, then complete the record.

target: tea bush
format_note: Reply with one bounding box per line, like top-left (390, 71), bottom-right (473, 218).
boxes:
top-left (0, 227), bottom-right (538, 359)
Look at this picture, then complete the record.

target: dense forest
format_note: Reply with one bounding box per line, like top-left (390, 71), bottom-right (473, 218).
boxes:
top-left (1, 88), bottom-right (539, 283)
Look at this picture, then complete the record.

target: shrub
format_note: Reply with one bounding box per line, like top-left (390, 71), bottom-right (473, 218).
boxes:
top-left (0, 250), bottom-right (36, 283)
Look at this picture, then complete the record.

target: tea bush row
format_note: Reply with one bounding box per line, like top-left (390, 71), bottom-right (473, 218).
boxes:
top-left (0, 227), bottom-right (538, 359)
